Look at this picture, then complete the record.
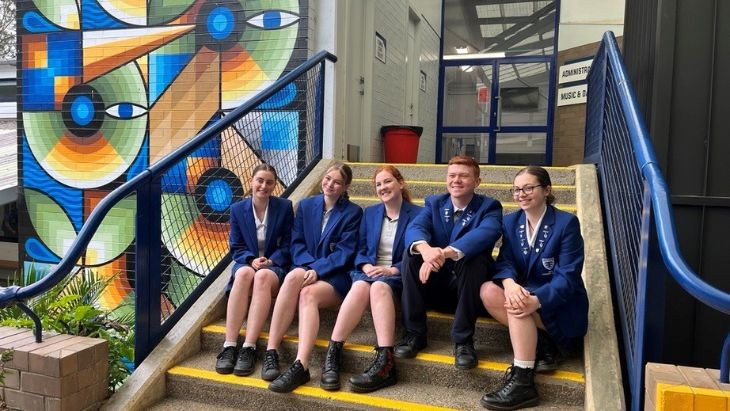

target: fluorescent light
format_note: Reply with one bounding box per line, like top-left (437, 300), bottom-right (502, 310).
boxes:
top-left (455, 46), bottom-right (469, 54)
top-left (444, 52), bottom-right (506, 60)
top-left (461, 65), bottom-right (474, 72)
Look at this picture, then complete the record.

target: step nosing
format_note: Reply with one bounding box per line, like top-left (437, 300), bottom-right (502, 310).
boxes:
top-left (351, 179), bottom-right (575, 188)
top-left (200, 324), bottom-right (585, 384)
top-left (168, 365), bottom-right (458, 411)
top-left (348, 162), bottom-right (576, 171)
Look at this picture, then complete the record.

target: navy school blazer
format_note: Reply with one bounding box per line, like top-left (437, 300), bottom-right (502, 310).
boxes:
top-left (291, 194), bottom-right (363, 279)
top-left (404, 193), bottom-right (503, 261)
top-left (229, 196), bottom-right (294, 269)
top-left (493, 205), bottom-right (588, 338)
top-left (353, 201), bottom-right (423, 273)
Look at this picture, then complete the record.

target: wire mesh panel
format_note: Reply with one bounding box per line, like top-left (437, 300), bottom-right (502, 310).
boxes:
top-left (157, 62), bottom-right (324, 323)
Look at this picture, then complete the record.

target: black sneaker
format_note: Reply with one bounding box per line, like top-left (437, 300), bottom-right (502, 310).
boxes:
top-left (233, 346), bottom-right (256, 376)
top-left (268, 360), bottom-right (311, 393)
top-left (261, 349), bottom-right (280, 381)
top-left (215, 346), bottom-right (237, 374)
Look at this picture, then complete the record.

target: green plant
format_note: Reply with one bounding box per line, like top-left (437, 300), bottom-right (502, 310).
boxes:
top-left (0, 267), bottom-right (134, 392)
top-left (0, 348), bottom-right (13, 410)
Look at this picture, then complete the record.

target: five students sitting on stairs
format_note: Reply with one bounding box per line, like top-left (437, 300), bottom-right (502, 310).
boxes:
top-left (215, 159), bottom-right (588, 410)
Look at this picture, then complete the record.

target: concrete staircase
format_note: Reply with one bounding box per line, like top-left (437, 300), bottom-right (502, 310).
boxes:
top-left (140, 162), bottom-right (586, 411)
top-left (103, 161), bottom-right (623, 411)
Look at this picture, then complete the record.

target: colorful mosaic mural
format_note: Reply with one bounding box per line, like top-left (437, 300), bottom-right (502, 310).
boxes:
top-left (17, 0), bottom-right (308, 313)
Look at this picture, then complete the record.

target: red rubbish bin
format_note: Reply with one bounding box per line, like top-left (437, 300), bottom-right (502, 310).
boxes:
top-left (381, 126), bottom-right (423, 163)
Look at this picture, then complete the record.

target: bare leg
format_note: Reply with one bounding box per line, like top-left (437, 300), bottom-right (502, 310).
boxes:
top-left (225, 266), bottom-right (255, 343)
top-left (370, 282), bottom-right (397, 347)
top-left (266, 268), bottom-right (306, 350)
top-left (244, 269), bottom-right (280, 345)
top-left (507, 314), bottom-right (538, 361)
top-left (330, 281), bottom-right (370, 342)
top-left (480, 281), bottom-right (509, 326)
top-left (295, 281), bottom-right (342, 369)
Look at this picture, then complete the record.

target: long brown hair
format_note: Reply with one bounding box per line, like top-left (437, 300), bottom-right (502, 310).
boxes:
top-left (252, 163), bottom-right (278, 181)
top-left (325, 161), bottom-right (353, 200)
top-left (372, 165), bottom-right (412, 203)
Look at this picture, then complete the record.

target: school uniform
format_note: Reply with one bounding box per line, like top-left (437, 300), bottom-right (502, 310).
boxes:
top-left (350, 201), bottom-right (423, 295)
top-left (401, 193), bottom-right (503, 344)
top-left (228, 196), bottom-right (294, 292)
top-left (493, 205), bottom-right (588, 350)
top-left (291, 194), bottom-right (363, 298)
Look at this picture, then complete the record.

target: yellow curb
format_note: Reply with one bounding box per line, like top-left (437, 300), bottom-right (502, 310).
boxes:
top-left (348, 162), bottom-right (575, 171)
top-left (351, 179), bottom-right (575, 190)
top-left (168, 366), bottom-right (458, 411)
top-left (347, 196), bottom-right (578, 212)
top-left (201, 325), bottom-right (585, 384)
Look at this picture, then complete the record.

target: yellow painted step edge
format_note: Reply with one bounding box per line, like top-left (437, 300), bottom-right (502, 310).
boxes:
top-left (348, 196), bottom-right (578, 211)
top-left (349, 162), bottom-right (575, 171)
top-left (201, 325), bottom-right (585, 384)
top-left (168, 365), bottom-right (457, 411)
top-left (351, 179), bottom-right (575, 190)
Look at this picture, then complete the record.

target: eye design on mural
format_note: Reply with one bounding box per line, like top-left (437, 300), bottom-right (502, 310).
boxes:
top-left (195, 0), bottom-right (245, 52)
top-left (246, 10), bottom-right (300, 30)
top-left (62, 84), bottom-right (106, 138)
top-left (105, 103), bottom-right (147, 119)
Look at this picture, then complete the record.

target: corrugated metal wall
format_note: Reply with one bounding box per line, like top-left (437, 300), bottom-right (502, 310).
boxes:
top-left (623, 0), bottom-right (730, 369)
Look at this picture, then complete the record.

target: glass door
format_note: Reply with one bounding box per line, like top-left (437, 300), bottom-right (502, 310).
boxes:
top-left (439, 57), bottom-right (554, 164)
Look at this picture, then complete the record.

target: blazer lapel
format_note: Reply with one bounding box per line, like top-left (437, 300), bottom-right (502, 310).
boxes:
top-left (370, 203), bottom-right (386, 254)
top-left (311, 195), bottom-right (324, 248)
top-left (528, 206), bottom-right (555, 273)
top-left (440, 197), bottom-right (454, 235)
top-left (516, 212), bottom-right (530, 267)
top-left (451, 195), bottom-right (483, 241)
top-left (392, 203), bottom-right (411, 256)
top-left (263, 198), bottom-right (278, 255)
top-left (242, 200), bottom-right (259, 256)
top-left (319, 199), bottom-right (343, 247)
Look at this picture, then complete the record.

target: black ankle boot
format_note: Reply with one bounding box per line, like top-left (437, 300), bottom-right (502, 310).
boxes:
top-left (320, 340), bottom-right (344, 390)
top-left (480, 366), bottom-right (538, 410)
top-left (349, 346), bottom-right (397, 393)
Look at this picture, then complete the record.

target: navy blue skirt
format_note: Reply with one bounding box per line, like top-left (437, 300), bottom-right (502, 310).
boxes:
top-left (349, 270), bottom-right (403, 297)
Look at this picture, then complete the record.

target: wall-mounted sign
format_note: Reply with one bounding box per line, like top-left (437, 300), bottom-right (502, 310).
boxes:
top-left (557, 84), bottom-right (588, 106)
top-left (559, 57), bottom-right (593, 84)
top-left (375, 32), bottom-right (386, 63)
top-left (420, 70), bottom-right (427, 92)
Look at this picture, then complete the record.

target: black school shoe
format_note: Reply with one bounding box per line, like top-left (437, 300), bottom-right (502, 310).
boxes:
top-left (535, 330), bottom-right (561, 372)
top-left (454, 341), bottom-right (478, 369)
top-left (268, 360), bottom-right (311, 393)
top-left (480, 365), bottom-right (539, 410)
top-left (215, 346), bottom-right (237, 374)
top-left (233, 346), bottom-right (256, 376)
top-left (261, 349), bottom-right (281, 381)
top-left (394, 333), bottom-right (427, 359)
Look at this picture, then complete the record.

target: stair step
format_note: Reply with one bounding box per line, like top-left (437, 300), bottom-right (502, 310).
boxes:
top-left (202, 311), bottom-right (512, 357)
top-left (168, 352), bottom-right (583, 410)
top-left (348, 180), bottom-right (576, 204)
top-left (347, 163), bottom-right (576, 185)
top-left (348, 197), bottom-right (577, 214)
top-left (148, 397), bottom-right (240, 411)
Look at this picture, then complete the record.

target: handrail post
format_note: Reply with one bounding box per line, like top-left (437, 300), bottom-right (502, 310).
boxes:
top-left (135, 178), bottom-right (162, 367)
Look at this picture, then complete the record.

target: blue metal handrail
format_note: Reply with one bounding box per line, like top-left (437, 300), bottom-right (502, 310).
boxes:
top-left (585, 31), bottom-right (730, 410)
top-left (0, 50), bottom-right (337, 358)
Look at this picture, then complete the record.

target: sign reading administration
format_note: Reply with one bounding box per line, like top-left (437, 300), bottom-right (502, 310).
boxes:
top-left (559, 58), bottom-right (593, 84)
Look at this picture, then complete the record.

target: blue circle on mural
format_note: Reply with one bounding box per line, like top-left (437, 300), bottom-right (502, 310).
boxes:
top-left (194, 168), bottom-right (244, 223)
top-left (208, 7), bottom-right (234, 40)
top-left (71, 96), bottom-right (94, 126)
top-left (62, 84), bottom-right (105, 138)
top-left (205, 179), bottom-right (233, 212)
top-left (195, 1), bottom-right (245, 52)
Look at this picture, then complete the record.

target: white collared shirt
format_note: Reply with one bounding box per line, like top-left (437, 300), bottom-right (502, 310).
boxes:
top-left (526, 206), bottom-right (548, 249)
top-left (253, 202), bottom-right (269, 257)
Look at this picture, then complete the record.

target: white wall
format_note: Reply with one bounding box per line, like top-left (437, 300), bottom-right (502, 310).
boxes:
top-left (558, 0), bottom-right (625, 50)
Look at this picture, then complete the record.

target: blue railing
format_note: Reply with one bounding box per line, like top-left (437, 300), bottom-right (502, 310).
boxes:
top-left (585, 31), bottom-right (730, 411)
top-left (0, 50), bottom-right (336, 366)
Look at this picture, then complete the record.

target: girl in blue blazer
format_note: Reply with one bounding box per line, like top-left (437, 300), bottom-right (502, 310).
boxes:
top-left (321, 165), bottom-right (422, 393)
top-left (266, 162), bottom-right (363, 393)
top-left (480, 166), bottom-right (588, 411)
top-left (215, 164), bottom-right (294, 377)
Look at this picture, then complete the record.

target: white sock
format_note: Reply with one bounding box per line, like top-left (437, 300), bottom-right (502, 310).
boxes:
top-left (223, 341), bottom-right (237, 348)
top-left (242, 342), bottom-right (256, 349)
top-left (514, 359), bottom-right (535, 369)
